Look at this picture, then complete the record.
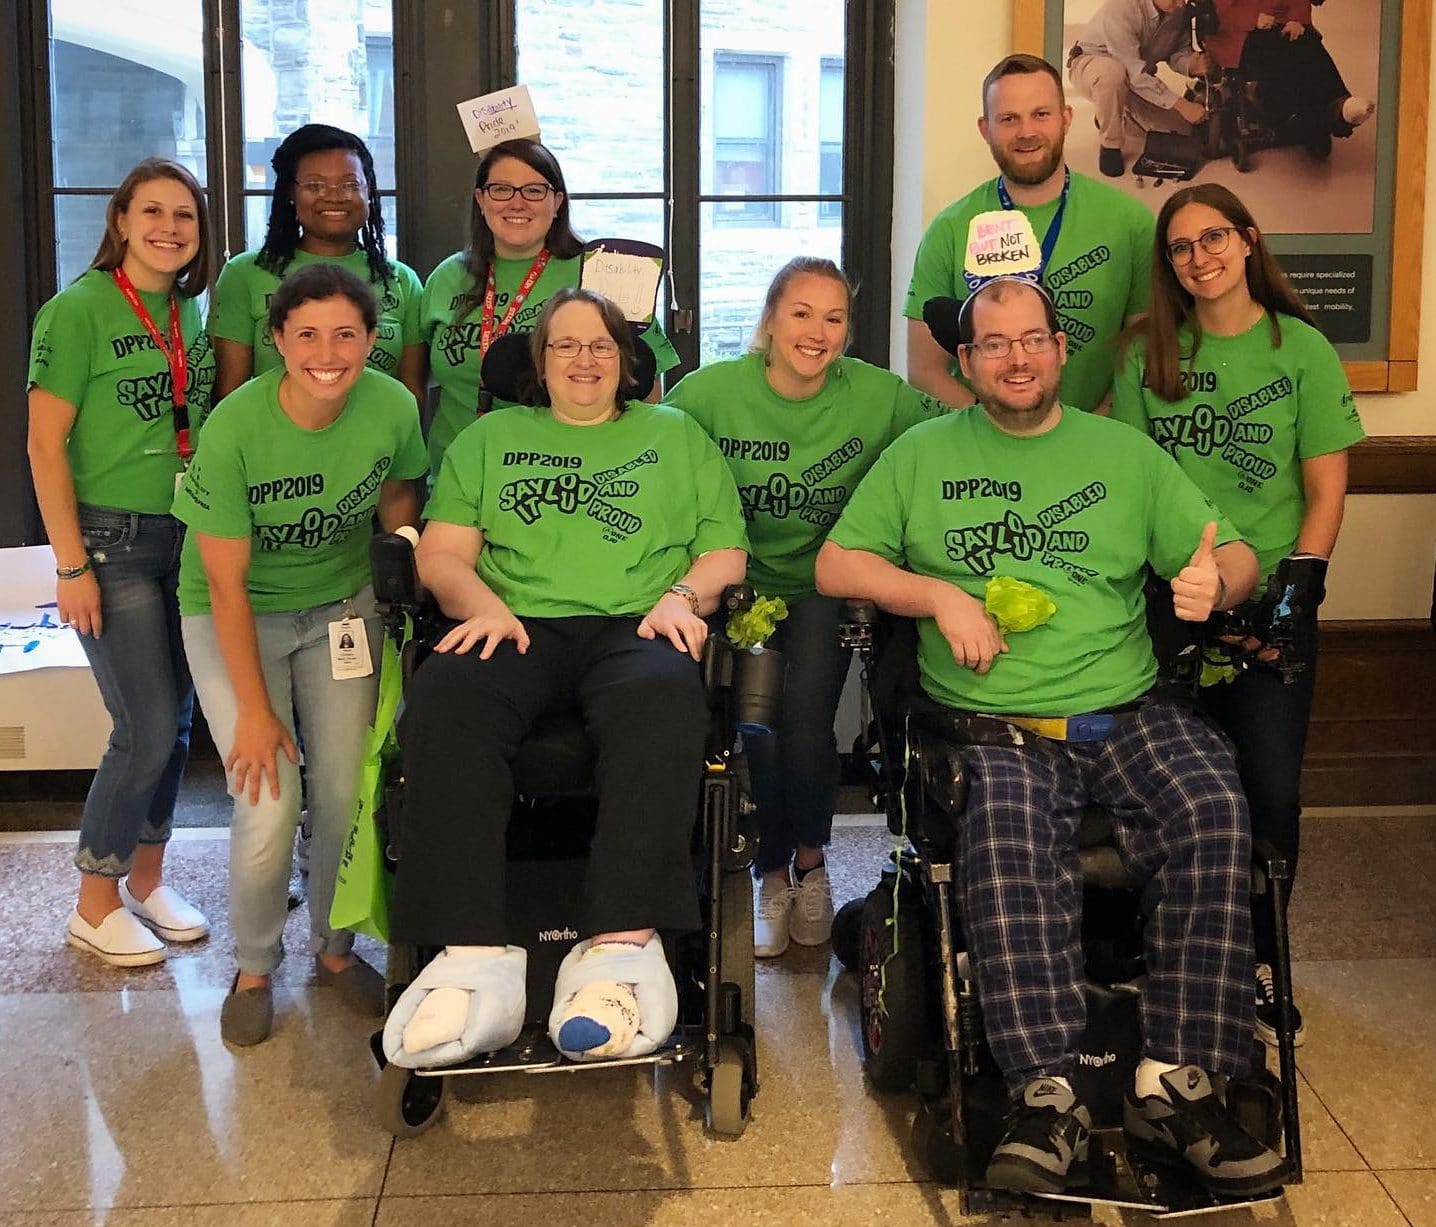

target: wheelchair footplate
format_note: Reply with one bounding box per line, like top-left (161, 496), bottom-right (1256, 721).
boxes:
top-left (1022, 1129), bottom-right (1285, 1218)
top-left (399, 1023), bottom-right (702, 1079)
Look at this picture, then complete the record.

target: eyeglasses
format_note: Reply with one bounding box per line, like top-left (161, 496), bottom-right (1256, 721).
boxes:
top-left (1166, 226), bottom-right (1240, 265)
top-left (296, 178), bottom-right (365, 198)
top-left (965, 330), bottom-right (1058, 361)
top-left (480, 182), bottom-right (556, 202)
top-left (547, 338), bottom-right (619, 360)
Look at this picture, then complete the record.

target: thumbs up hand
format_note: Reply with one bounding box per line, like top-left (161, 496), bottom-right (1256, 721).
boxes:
top-left (1171, 521), bottom-right (1223, 622)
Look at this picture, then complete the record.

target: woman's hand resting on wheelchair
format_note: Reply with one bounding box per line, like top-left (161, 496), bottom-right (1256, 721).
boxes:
top-left (637, 590), bottom-right (709, 661)
top-left (435, 601), bottom-right (532, 658)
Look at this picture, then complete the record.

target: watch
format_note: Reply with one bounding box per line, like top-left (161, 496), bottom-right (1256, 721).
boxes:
top-left (56, 561), bottom-right (92, 580)
top-left (667, 583), bottom-right (700, 614)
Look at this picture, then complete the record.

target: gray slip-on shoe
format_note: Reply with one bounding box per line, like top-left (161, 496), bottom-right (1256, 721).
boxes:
top-left (315, 955), bottom-right (386, 1018)
top-left (221, 975), bottom-right (274, 1047)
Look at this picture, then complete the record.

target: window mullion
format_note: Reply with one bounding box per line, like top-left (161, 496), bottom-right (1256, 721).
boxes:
top-left (668, 0), bottom-right (701, 375)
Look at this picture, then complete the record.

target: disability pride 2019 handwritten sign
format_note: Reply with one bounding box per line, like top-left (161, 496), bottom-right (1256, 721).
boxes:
top-left (457, 85), bottom-right (542, 155)
top-left (580, 239), bottom-right (665, 324)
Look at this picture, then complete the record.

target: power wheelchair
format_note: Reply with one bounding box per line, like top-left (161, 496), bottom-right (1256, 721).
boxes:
top-left (830, 602), bottom-right (1304, 1217)
top-left (363, 328), bottom-right (776, 1138)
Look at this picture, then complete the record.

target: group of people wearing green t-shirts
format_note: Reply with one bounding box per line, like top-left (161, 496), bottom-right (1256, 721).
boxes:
top-left (28, 48), bottom-right (1358, 1178)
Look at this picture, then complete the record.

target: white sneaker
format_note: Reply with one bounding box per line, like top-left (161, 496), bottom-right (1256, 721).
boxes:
top-left (66, 907), bottom-right (166, 967)
top-left (119, 881), bottom-right (210, 942)
top-left (755, 876), bottom-right (797, 958)
top-left (1342, 96), bottom-right (1375, 128)
top-left (789, 866), bottom-right (835, 947)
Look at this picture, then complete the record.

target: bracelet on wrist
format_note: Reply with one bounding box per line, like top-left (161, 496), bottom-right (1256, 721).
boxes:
top-left (667, 583), bottom-right (700, 615)
top-left (56, 561), bottom-right (92, 580)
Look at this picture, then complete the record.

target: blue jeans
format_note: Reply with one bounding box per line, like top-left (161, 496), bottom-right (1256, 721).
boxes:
top-left (746, 594), bottom-right (851, 874)
top-left (74, 506), bottom-right (193, 878)
top-left (182, 588), bottom-right (381, 975)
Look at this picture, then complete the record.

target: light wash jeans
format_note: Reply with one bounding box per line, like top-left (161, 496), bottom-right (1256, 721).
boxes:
top-left (74, 506), bottom-right (194, 877)
top-left (183, 587), bottom-right (381, 975)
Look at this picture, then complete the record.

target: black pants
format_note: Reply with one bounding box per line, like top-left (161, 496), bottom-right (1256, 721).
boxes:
top-left (1200, 656), bottom-right (1317, 965)
top-left (1240, 27), bottom-right (1353, 143)
top-left (392, 616), bottom-right (708, 945)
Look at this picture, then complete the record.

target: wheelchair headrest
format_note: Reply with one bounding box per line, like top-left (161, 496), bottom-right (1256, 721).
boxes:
top-left (924, 278), bottom-right (1061, 358)
top-left (479, 326), bottom-right (660, 405)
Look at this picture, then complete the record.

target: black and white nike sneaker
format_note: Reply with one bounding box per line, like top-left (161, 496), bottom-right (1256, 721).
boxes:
top-left (1255, 963), bottom-right (1306, 1048)
top-left (986, 1077), bottom-right (1093, 1195)
top-left (1124, 1066), bottom-right (1288, 1197)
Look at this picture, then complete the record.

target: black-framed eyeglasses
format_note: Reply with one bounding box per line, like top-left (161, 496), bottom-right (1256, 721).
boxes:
top-left (546, 338), bottom-right (619, 360)
top-left (1166, 226), bottom-right (1240, 265)
top-left (296, 178), bottom-right (365, 198)
top-left (480, 182), bottom-right (557, 203)
top-left (965, 330), bottom-right (1058, 361)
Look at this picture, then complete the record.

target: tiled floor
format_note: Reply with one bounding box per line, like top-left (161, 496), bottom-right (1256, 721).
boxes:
top-left (0, 811), bottom-right (1432, 1226)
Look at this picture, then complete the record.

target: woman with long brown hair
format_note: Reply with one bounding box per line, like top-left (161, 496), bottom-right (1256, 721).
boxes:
top-left (27, 158), bottom-right (216, 966)
top-left (1112, 183), bottom-right (1363, 1046)
top-left (420, 139), bottom-right (678, 470)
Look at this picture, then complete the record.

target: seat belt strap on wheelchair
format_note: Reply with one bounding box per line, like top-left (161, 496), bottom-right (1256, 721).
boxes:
top-left (1002, 712), bottom-right (1119, 743)
top-left (996, 167), bottom-right (1070, 275)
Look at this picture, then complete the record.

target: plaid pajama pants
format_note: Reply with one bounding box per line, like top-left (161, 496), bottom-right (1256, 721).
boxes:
top-left (954, 701), bottom-right (1254, 1095)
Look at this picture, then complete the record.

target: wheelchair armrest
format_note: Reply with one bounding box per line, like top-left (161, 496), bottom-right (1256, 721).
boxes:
top-left (719, 582), bottom-right (755, 614)
top-left (371, 529), bottom-right (421, 613)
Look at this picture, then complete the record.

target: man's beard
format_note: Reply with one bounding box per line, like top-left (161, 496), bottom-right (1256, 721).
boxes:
top-left (992, 136), bottom-right (1065, 187)
top-left (980, 379), bottom-right (1061, 426)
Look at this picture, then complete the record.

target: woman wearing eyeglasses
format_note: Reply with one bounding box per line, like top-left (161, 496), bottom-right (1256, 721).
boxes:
top-left (210, 124), bottom-right (425, 407)
top-left (383, 287), bottom-right (745, 1069)
top-left (421, 138), bottom-right (679, 470)
top-left (666, 257), bottom-right (944, 959)
top-left (1112, 183), bottom-right (1363, 1047)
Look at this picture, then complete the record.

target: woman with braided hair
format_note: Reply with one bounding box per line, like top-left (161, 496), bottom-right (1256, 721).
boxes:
top-left (210, 123), bottom-right (425, 407)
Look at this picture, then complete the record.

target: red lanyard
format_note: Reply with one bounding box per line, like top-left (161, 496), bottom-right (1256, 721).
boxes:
top-left (111, 268), bottom-right (192, 460)
top-left (480, 248), bottom-right (550, 363)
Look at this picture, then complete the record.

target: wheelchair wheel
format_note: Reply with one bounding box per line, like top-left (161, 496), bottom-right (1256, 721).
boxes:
top-left (859, 883), bottom-right (927, 1092)
top-left (376, 1061), bottom-right (447, 1138)
top-left (832, 897), bottom-right (864, 972)
top-left (707, 1037), bottom-right (753, 1136)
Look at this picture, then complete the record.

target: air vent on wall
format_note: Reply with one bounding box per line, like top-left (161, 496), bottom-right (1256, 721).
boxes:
top-left (0, 727), bottom-right (25, 760)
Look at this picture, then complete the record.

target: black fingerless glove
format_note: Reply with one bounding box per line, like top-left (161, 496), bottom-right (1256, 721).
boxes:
top-left (1253, 554), bottom-right (1328, 678)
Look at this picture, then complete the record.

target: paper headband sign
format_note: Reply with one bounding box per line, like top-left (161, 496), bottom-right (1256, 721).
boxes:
top-left (456, 85), bottom-right (542, 155)
top-left (962, 210), bottom-right (1043, 293)
top-left (580, 239), bottom-right (665, 325)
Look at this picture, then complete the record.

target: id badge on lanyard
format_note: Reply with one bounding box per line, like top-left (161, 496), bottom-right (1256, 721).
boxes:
top-left (995, 168), bottom-right (1070, 277)
top-left (112, 268), bottom-right (192, 466)
top-left (476, 248), bottom-right (550, 415)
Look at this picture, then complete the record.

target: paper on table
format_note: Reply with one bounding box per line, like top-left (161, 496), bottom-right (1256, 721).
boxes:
top-left (0, 606), bottom-right (89, 675)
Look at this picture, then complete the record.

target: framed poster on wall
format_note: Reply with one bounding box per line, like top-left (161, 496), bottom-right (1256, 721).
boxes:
top-left (1013, 0), bottom-right (1430, 393)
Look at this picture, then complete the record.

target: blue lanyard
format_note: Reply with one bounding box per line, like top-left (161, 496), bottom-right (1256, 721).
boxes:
top-left (995, 167), bottom-right (1070, 275)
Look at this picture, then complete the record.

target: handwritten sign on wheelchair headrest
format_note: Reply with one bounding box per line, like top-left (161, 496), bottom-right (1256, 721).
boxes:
top-left (580, 239), bottom-right (665, 324)
top-left (965, 210), bottom-right (1042, 280)
top-left (456, 85), bottom-right (541, 155)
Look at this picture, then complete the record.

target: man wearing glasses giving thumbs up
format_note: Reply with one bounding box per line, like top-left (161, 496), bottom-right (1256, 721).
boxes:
top-left (816, 275), bottom-right (1287, 1200)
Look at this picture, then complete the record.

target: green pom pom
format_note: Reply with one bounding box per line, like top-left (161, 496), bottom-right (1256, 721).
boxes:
top-left (726, 595), bottom-right (790, 649)
top-left (984, 577), bottom-right (1057, 634)
top-left (1200, 659), bottom-right (1239, 687)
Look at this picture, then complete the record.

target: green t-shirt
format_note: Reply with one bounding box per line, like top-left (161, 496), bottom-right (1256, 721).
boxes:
top-left (210, 248), bottom-right (423, 380)
top-left (666, 352), bottom-right (944, 602)
top-left (426, 401), bottom-right (747, 618)
top-left (27, 269), bottom-right (216, 515)
top-left (1111, 314), bottom-right (1364, 580)
top-left (827, 407), bottom-right (1238, 716)
top-left (904, 171), bottom-right (1155, 412)
top-left (422, 250), bottom-right (682, 470)
top-left (172, 368), bottom-right (428, 615)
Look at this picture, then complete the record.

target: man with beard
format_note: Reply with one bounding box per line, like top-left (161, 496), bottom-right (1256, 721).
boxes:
top-left (817, 278), bottom-right (1287, 1200)
top-left (905, 54), bottom-right (1156, 413)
